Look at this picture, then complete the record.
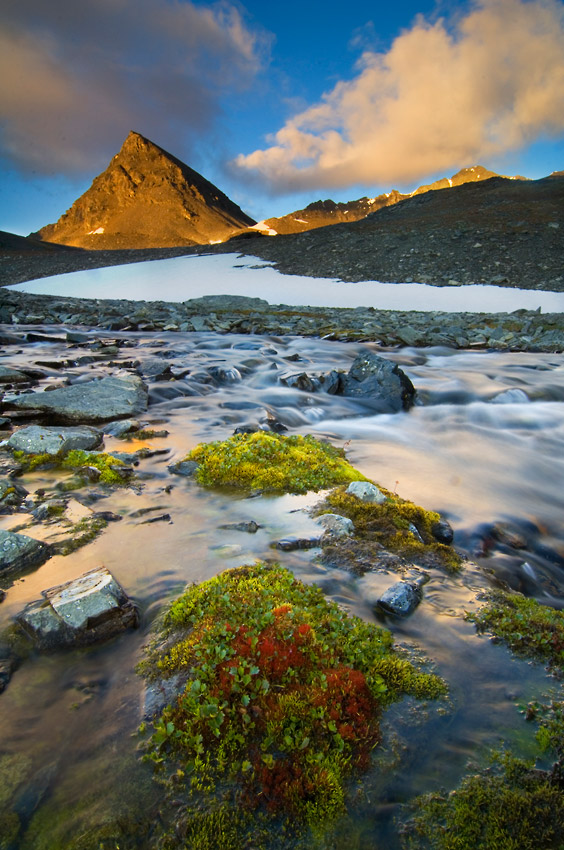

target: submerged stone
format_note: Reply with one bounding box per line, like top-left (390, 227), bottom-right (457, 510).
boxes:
top-left (0, 530), bottom-right (51, 574)
top-left (9, 376), bottom-right (148, 423)
top-left (4, 425), bottom-right (103, 455)
top-left (17, 566), bottom-right (139, 649)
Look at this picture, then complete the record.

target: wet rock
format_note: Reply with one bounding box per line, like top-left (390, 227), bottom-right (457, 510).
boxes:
top-left (377, 580), bottom-right (422, 617)
top-left (276, 535), bottom-right (323, 551)
top-left (17, 566), bottom-right (139, 650)
top-left (338, 350), bottom-right (416, 412)
top-left (9, 376), bottom-right (148, 423)
top-left (315, 513), bottom-right (355, 538)
top-left (0, 366), bottom-right (29, 384)
top-left (3, 425), bottom-right (103, 455)
top-left (0, 652), bottom-right (17, 692)
top-left (492, 522), bottom-right (528, 550)
top-left (491, 388), bottom-right (530, 404)
top-left (208, 366), bottom-right (242, 384)
top-left (0, 479), bottom-right (28, 512)
top-left (346, 481), bottom-right (387, 503)
top-left (103, 419), bottom-right (140, 437)
top-left (0, 530), bottom-right (51, 574)
top-left (168, 459), bottom-right (199, 477)
top-left (280, 372), bottom-right (321, 392)
top-left (431, 519), bottom-right (454, 545)
top-left (219, 520), bottom-right (261, 533)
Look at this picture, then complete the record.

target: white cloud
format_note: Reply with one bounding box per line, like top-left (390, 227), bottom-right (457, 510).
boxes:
top-left (0, 0), bottom-right (270, 174)
top-left (235, 0), bottom-right (564, 192)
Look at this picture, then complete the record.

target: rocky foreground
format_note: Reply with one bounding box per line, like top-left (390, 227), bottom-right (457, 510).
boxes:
top-left (0, 290), bottom-right (562, 352)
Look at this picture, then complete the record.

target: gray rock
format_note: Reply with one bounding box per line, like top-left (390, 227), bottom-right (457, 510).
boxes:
top-left (339, 350), bottom-right (416, 412)
top-left (208, 366), bottom-right (242, 384)
top-left (168, 460), bottom-right (199, 477)
top-left (103, 419), bottom-right (140, 437)
top-left (219, 520), bottom-right (261, 533)
top-left (9, 376), bottom-right (148, 423)
top-left (0, 530), bottom-right (51, 574)
top-left (377, 581), bottom-right (422, 617)
top-left (0, 479), bottom-right (28, 510)
top-left (276, 535), bottom-right (323, 551)
top-left (17, 566), bottom-right (139, 650)
top-left (315, 513), bottom-right (355, 538)
top-left (280, 372), bottom-right (321, 392)
top-left (346, 481), bottom-right (387, 503)
top-left (4, 425), bottom-right (103, 455)
top-left (0, 366), bottom-right (29, 383)
top-left (139, 359), bottom-right (174, 380)
top-left (184, 295), bottom-right (269, 311)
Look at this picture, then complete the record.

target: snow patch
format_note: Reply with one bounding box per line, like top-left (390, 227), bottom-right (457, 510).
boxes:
top-left (250, 221), bottom-right (278, 236)
top-left (293, 218), bottom-right (308, 224)
top-left (87, 227), bottom-right (105, 235)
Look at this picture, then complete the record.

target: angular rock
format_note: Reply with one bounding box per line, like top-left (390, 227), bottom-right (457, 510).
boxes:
top-left (377, 581), bottom-right (422, 617)
top-left (17, 567), bottom-right (139, 650)
top-left (339, 351), bottom-right (416, 412)
top-left (103, 419), bottom-right (140, 437)
top-left (9, 376), bottom-right (148, 423)
top-left (315, 513), bottom-right (355, 538)
top-left (4, 425), bottom-right (103, 455)
top-left (346, 481), bottom-right (387, 503)
top-left (0, 479), bottom-right (28, 511)
top-left (280, 372), bottom-right (321, 392)
top-left (0, 530), bottom-right (51, 574)
top-left (168, 459), bottom-right (199, 477)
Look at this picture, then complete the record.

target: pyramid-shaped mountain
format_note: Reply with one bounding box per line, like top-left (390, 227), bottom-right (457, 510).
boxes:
top-left (35, 132), bottom-right (256, 249)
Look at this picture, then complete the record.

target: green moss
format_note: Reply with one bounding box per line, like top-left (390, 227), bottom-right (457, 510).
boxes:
top-left (53, 515), bottom-right (109, 556)
top-left (0, 810), bottom-right (20, 849)
top-left (11, 450), bottom-right (130, 486)
top-left (185, 432), bottom-right (367, 494)
top-left (401, 751), bottom-right (564, 850)
top-left (467, 591), bottom-right (564, 669)
top-left (317, 487), bottom-right (461, 573)
top-left (140, 562), bottom-right (445, 845)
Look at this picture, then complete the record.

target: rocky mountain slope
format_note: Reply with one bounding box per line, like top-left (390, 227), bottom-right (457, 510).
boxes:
top-left (224, 172), bottom-right (564, 290)
top-left (33, 132), bottom-right (255, 249)
top-left (257, 166), bottom-right (506, 235)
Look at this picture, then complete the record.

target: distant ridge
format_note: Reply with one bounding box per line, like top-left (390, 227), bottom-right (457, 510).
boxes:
top-left (254, 166), bottom-right (519, 236)
top-left (34, 132), bottom-right (256, 249)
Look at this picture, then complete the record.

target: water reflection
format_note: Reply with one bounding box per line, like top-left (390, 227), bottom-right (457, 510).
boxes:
top-left (8, 252), bottom-right (564, 312)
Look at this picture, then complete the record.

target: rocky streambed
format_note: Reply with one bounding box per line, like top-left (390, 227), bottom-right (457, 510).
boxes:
top-left (0, 325), bottom-right (563, 848)
top-left (1, 289), bottom-right (563, 351)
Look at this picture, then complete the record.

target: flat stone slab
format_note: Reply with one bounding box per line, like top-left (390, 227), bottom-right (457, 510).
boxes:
top-left (17, 567), bottom-right (139, 649)
top-left (0, 366), bottom-right (29, 384)
top-left (9, 376), bottom-right (148, 423)
top-left (4, 425), bottom-right (103, 455)
top-left (0, 529), bottom-right (51, 574)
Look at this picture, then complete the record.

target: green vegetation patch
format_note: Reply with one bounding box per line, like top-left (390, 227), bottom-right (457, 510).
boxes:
top-left (140, 562), bottom-right (445, 844)
top-left (401, 751), bottom-right (564, 850)
top-left (317, 487), bottom-right (462, 573)
top-left (12, 449), bottom-right (129, 485)
top-left (467, 590), bottom-right (564, 669)
top-left (184, 432), bottom-right (367, 494)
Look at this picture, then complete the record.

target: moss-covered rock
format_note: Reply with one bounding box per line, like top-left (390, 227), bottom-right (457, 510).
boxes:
top-left (12, 449), bottom-right (131, 486)
top-left (140, 562), bottom-right (446, 846)
top-left (184, 432), bottom-right (367, 494)
top-left (315, 486), bottom-right (462, 573)
top-left (467, 590), bottom-right (564, 670)
top-left (401, 751), bottom-right (564, 850)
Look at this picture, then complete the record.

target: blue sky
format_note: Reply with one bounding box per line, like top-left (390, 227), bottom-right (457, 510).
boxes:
top-left (1, 0), bottom-right (564, 236)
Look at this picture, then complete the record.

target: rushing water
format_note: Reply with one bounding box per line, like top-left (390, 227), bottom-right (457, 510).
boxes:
top-left (7, 252), bottom-right (564, 312)
top-left (1, 327), bottom-right (563, 848)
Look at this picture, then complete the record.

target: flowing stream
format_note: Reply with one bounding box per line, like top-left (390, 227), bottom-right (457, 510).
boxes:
top-left (1, 327), bottom-right (563, 848)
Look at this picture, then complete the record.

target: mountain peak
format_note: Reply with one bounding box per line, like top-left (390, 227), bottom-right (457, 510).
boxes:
top-left (35, 133), bottom-right (255, 249)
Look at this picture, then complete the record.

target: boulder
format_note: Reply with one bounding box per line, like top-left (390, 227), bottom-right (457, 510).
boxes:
top-left (339, 351), bottom-right (416, 412)
top-left (0, 530), bottom-right (51, 574)
top-left (17, 567), bottom-right (139, 650)
top-left (377, 581), bottom-right (422, 617)
top-left (346, 481), bottom-right (387, 503)
top-left (4, 425), bottom-right (103, 455)
top-left (315, 513), bottom-right (355, 538)
top-left (9, 376), bottom-right (148, 423)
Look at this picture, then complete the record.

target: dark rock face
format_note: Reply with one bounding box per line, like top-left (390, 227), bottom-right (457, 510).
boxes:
top-left (34, 131), bottom-right (255, 249)
top-left (17, 567), bottom-right (139, 650)
top-left (377, 581), bottom-right (422, 617)
top-left (338, 351), bottom-right (416, 412)
top-left (9, 376), bottom-right (148, 423)
top-left (0, 530), bottom-right (51, 574)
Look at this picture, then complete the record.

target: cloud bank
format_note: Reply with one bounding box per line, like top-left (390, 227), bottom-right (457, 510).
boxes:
top-left (0, 0), bottom-right (269, 174)
top-left (235, 0), bottom-right (564, 192)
